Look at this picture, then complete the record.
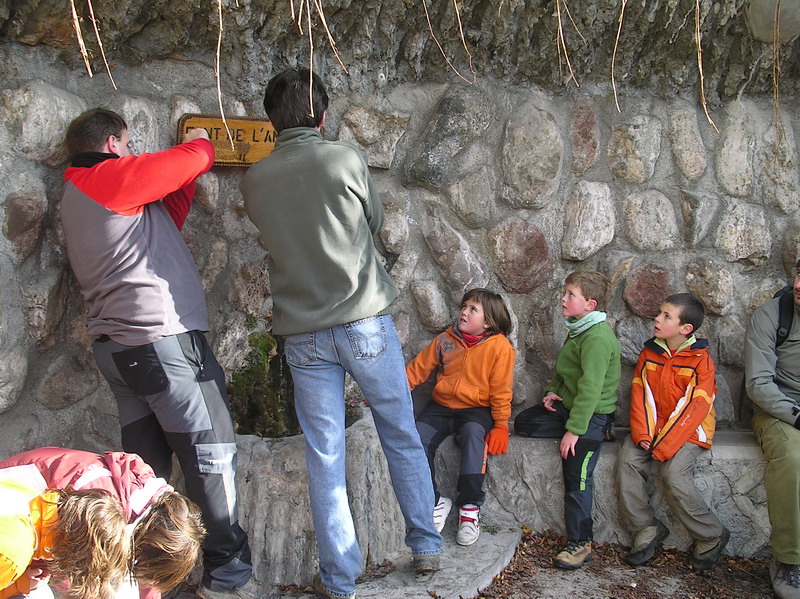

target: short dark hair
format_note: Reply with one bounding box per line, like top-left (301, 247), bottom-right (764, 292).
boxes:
top-left (564, 271), bottom-right (609, 310)
top-left (461, 288), bottom-right (513, 336)
top-left (664, 292), bottom-right (705, 333)
top-left (263, 68), bottom-right (329, 133)
top-left (65, 108), bottom-right (127, 159)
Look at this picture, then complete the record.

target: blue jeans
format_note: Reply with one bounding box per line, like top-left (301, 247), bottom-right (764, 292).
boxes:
top-left (285, 315), bottom-right (442, 598)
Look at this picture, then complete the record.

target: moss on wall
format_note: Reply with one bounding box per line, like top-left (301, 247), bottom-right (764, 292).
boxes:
top-left (228, 332), bottom-right (299, 437)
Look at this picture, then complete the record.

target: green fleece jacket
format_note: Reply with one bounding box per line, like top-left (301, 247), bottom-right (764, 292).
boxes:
top-left (543, 320), bottom-right (621, 435)
top-left (240, 128), bottom-right (397, 335)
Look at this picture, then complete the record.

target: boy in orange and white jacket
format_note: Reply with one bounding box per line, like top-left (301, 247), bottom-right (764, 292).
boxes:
top-left (407, 288), bottom-right (514, 547)
top-left (616, 293), bottom-right (728, 571)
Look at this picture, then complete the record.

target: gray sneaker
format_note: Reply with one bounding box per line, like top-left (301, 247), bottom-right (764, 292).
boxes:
top-left (198, 577), bottom-right (282, 599)
top-left (626, 520), bottom-right (669, 566)
top-left (771, 559), bottom-right (800, 599)
top-left (689, 527), bottom-right (730, 571)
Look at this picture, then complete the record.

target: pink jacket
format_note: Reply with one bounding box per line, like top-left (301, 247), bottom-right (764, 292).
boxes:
top-left (0, 448), bottom-right (171, 599)
top-left (0, 447), bottom-right (170, 524)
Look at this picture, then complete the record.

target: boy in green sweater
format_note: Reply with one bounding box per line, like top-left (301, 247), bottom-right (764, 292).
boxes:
top-left (515, 271), bottom-right (621, 569)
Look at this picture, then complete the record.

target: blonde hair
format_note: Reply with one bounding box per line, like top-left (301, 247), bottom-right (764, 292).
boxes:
top-left (132, 491), bottom-right (206, 593)
top-left (48, 489), bottom-right (130, 599)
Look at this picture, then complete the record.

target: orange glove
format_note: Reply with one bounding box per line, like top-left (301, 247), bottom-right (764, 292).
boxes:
top-left (486, 426), bottom-right (509, 455)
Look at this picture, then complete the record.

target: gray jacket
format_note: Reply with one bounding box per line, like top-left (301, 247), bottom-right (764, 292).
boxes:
top-left (744, 296), bottom-right (800, 427)
top-left (241, 127), bottom-right (397, 335)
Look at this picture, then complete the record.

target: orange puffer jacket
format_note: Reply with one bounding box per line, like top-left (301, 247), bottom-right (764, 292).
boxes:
top-left (630, 337), bottom-right (716, 462)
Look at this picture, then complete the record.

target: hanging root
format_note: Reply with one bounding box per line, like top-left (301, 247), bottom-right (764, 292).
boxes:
top-left (555, 0), bottom-right (584, 87)
top-left (69, 0), bottom-right (93, 78)
top-left (215, 0), bottom-right (235, 150)
top-left (772, 0), bottom-right (784, 142)
top-left (86, 0), bottom-right (117, 89)
top-left (695, 0), bottom-right (718, 133)
top-left (611, 0), bottom-right (627, 112)
top-left (421, 0), bottom-right (476, 84)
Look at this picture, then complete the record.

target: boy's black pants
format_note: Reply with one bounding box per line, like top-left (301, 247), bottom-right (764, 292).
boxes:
top-left (515, 402), bottom-right (612, 541)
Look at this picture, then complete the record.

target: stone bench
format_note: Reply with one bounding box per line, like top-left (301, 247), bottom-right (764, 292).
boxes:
top-left (233, 411), bottom-right (769, 588)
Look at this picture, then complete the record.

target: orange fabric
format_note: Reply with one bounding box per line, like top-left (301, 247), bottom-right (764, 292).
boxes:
top-left (0, 492), bottom-right (58, 599)
top-left (629, 339), bottom-right (716, 462)
top-left (485, 426), bottom-right (509, 455)
top-left (406, 328), bottom-right (515, 428)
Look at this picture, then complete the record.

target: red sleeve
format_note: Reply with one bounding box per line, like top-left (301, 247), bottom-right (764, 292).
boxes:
top-left (162, 182), bottom-right (196, 230)
top-left (64, 139), bottom-right (214, 218)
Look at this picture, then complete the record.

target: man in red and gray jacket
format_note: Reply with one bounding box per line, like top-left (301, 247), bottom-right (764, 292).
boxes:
top-left (60, 108), bottom-right (264, 599)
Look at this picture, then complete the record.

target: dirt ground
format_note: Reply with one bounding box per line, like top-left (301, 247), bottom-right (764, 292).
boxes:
top-left (206, 529), bottom-right (775, 599)
top-left (478, 530), bottom-right (774, 599)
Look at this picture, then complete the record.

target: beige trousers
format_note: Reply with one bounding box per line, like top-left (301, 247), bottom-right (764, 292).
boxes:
top-left (616, 435), bottom-right (724, 542)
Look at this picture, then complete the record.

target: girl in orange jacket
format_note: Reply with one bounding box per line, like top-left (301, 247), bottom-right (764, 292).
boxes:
top-left (407, 288), bottom-right (515, 547)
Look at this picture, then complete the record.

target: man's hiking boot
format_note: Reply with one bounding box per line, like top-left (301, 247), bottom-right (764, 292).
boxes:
top-left (198, 578), bottom-right (282, 599)
top-left (626, 519), bottom-right (669, 566)
top-left (554, 540), bottom-right (592, 569)
top-left (689, 527), bottom-right (730, 571)
top-left (312, 574), bottom-right (354, 599)
top-left (413, 554), bottom-right (440, 573)
top-left (771, 559), bottom-right (800, 599)
top-left (433, 497), bottom-right (452, 533)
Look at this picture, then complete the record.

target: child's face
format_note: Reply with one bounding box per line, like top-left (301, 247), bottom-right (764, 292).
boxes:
top-left (654, 302), bottom-right (692, 342)
top-left (459, 299), bottom-right (490, 336)
top-left (561, 284), bottom-right (595, 320)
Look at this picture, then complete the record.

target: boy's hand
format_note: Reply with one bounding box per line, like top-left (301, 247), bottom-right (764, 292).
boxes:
top-left (486, 426), bottom-right (509, 455)
top-left (542, 392), bottom-right (564, 412)
top-left (638, 440), bottom-right (652, 451)
top-left (560, 431), bottom-right (580, 459)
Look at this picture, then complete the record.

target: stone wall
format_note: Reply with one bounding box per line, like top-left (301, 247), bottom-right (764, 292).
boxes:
top-left (0, 33), bottom-right (799, 456)
top-left (0, 0), bottom-right (798, 454)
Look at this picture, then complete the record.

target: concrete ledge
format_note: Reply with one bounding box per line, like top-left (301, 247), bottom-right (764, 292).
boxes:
top-left (233, 414), bottom-right (769, 594)
top-left (434, 430), bottom-right (770, 557)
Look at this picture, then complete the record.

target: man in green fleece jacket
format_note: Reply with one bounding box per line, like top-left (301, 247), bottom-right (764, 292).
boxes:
top-left (240, 69), bottom-right (441, 599)
top-left (514, 271), bottom-right (620, 570)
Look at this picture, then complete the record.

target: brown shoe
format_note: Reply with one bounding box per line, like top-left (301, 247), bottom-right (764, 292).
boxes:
top-left (555, 540), bottom-right (592, 569)
top-left (312, 574), bottom-right (354, 599)
top-left (413, 553), bottom-right (440, 573)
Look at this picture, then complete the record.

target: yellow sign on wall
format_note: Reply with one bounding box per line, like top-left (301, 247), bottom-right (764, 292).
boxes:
top-left (177, 114), bottom-right (276, 167)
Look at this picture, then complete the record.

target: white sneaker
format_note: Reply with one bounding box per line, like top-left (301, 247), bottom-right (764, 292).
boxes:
top-left (456, 504), bottom-right (480, 546)
top-left (433, 496), bottom-right (452, 533)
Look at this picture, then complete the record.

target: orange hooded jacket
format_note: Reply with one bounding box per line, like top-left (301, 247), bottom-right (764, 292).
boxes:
top-left (629, 337), bottom-right (716, 462)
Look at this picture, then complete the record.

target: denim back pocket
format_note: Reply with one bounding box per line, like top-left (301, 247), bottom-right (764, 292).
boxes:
top-left (345, 316), bottom-right (387, 359)
top-left (285, 333), bottom-right (317, 366)
top-left (111, 343), bottom-right (168, 396)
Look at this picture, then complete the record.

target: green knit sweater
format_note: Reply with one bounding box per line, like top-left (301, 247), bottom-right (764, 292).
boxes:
top-left (543, 320), bottom-right (621, 435)
top-left (240, 128), bottom-right (397, 335)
